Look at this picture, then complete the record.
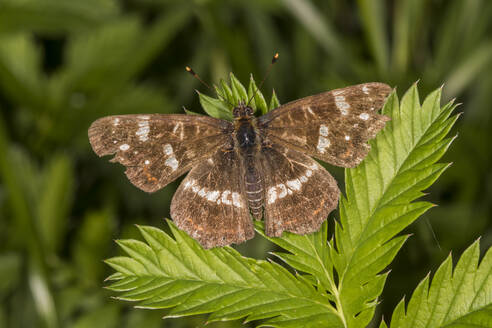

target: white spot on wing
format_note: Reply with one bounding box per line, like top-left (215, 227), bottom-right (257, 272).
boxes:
top-left (308, 163), bottom-right (318, 170)
top-left (136, 120), bottom-right (150, 142)
top-left (221, 190), bottom-right (232, 205)
top-left (206, 190), bottom-right (220, 202)
top-left (317, 136), bottom-right (331, 154)
top-left (338, 103), bottom-right (350, 114)
top-left (113, 118), bottom-right (120, 126)
top-left (267, 187), bottom-right (277, 204)
top-left (306, 169), bottom-right (313, 177)
top-left (165, 156), bottom-right (179, 171)
top-left (319, 124), bottom-right (329, 137)
top-left (287, 179), bottom-right (302, 191)
top-left (185, 182), bottom-right (240, 207)
top-left (144, 160), bottom-right (150, 165)
top-left (163, 144), bottom-right (173, 155)
top-left (232, 192), bottom-right (242, 208)
top-left (362, 85), bottom-right (370, 94)
top-left (345, 135), bottom-right (350, 141)
top-left (119, 144), bottom-right (129, 151)
top-left (277, 184), bottom-right (288, 198)
top-left (335, 95), bottom-right (350, 115)
top-left (184, 179), bottom-right (195, 190)
top-left (359, 112), bottom-right (369, 120)
top-left (138, 115), bottom-right (150, 120)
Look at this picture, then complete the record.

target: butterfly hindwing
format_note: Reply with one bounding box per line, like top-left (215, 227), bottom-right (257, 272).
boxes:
top-left (88, 114), bottom-right (231, 192)
top-left (259, 82), bottom-right (391, 167)
top-left (170, 148), bottom-right (254, 249)
top-left (259, 142), bottom-right (339, 237)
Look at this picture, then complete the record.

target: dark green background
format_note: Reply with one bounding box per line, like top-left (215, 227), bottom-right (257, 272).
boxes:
top-left (1, 1), bottom-right (491, 327)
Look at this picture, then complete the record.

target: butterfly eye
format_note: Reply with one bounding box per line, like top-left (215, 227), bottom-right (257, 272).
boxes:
top-left (246, 107), bottom-right (253, 116)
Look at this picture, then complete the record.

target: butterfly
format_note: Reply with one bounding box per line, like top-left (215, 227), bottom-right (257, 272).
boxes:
top-left (88, 81), bottom-right (391, 248)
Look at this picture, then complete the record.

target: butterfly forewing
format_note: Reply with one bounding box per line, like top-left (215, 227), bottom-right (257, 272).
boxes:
top-left (259, 143), bottom-right (339, 237)
top-left (170, 148), bottom-right (254, 249)
top-left (88, 114), bottom-right (231, 192)
top-left (259, 82), bottom-right (391, 167)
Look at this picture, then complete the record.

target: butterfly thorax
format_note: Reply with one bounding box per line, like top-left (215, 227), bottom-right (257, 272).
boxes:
top-left (233, 106), bottom-right (264, 219)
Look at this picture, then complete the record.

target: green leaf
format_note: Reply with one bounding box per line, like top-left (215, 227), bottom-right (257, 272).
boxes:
top-left (230, 72), bottom-right (248, 105)
top-left (197, 91), bottom-right (233, 121)
top-left (217, 79), bottom-right (234, 105)
top-left (389, 240), bottom-right (492, 327)
top-left (182, 107), bottom-right (201, 116)
top-left (107, 221), bottom-right (342, 327)
top-left (333, 84), bottom-right (458, 327)
top-left (269, 89), bottom-right (280, 111)
top-left (199, 74), bottom-right (278, 119)
top-left (248, 74), bottom-right (268, 114)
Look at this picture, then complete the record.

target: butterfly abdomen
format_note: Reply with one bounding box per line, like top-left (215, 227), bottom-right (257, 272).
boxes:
top-left (234, 118), bottom-right (264, 219)
top-left (244, 159), bottom-right (263, 219)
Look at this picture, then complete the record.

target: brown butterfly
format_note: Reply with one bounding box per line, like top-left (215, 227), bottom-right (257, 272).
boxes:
top-left (88, 76), bottom-right (391, 248)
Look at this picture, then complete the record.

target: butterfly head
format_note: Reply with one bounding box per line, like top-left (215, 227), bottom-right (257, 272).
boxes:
top-left (233, 102), bottom-right (254, 119)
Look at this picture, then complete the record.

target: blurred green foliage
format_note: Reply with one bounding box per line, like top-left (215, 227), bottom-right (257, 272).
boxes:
top-left (0, 0), bottom-right (491, 327)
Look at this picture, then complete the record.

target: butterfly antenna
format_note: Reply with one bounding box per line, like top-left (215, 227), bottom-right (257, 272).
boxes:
top-left (185, 66), bottom-right (214, 93)
top-left (185, 66), bottom-right (236, 108)
top-left (247, 52), bottom-right (279, 106)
